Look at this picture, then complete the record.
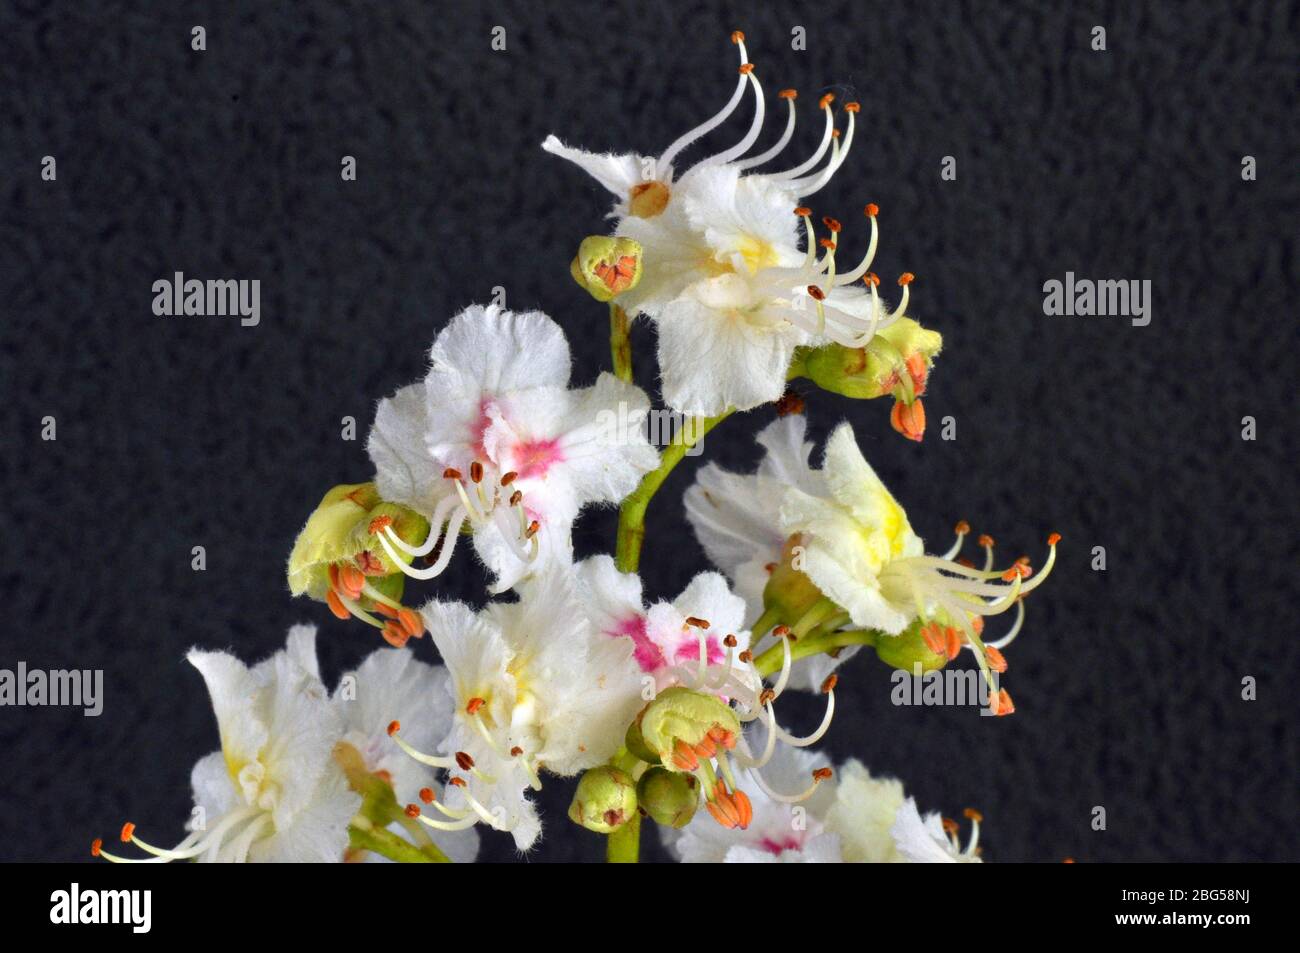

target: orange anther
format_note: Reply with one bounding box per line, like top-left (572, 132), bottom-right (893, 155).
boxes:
top-left (448, 777), bottom-right (466, 788)
top-left (819, 238), bottom-right (836, 249)
top-left (773, 625), bottom-right (791, 638)
top-left (510, 746), bottom-right (523, 757)
top-left (944, 627), bottom-right (964, 660)
top-left (374, 769), bottom-right (393, 785)
top-left (985, 646), bottom-right (1008, 673)
top-left (942, 817), bottom-right (959, 835)
top-left (822, 216), bottom-right (842, 232)
top-left (693, 735), bottom-right (717, 759)
top-left (864, 202), bottom-right (879, 217)
top-left (381, 621), bottom-right (410, 648)
top-left (404, 803), bottom-right (421, 818)
top-left (864, 272), bottom-right (880, 287)
top-left (906, 352), bottom-right (929, 394)
top-left (979, 534), bottom-right (995, 548)
top-left (397, 607), bottom-right (424, 639)
top-left (731, 30), bottom-right (745, 43)
top-left (1001, 563), bottom-right (1031, 582)
top-left (922, 623), bottom-right (946, 656)
top-left (898, 272), bottom-right (915, 286)
top-left (830, 128), bottom-right (841, 139)
top-left (807, 284), bottom-right (826, 301)
top-left (844, 101), bottom-right (860, 112)
top-left (419, 787), bottom-right (435, 803)
top-left (818, 93), bottom-right (835, 109)
top-left (443, 467), bottom-right (462, 480)
top-left (707, 726), bottom-right (736, 748)
top-left (723, 633), bottom-right (738, 647)
top-left (466, 696), bottom-right (486, 715)
top-left (794, 205), bottom-right (812, 216)
top-left (368, 515), bottom-right (393, 535)
top-left (732, 787), bottom-right (753, 828)
top-left (509, 490), bottom-right (523, 506)
top-left (500, 470), bottom-right (518, 486)
top-left (739, 63), bottom-right (755, 74)
top-left (1048, 532), bottom-right (1062, 546)
top-left (373, 600), bottom-right (399, 620)
top-left (963, 807), bottom-right (984, 823)
top-left (684, 616), bottom-right (710, 629)
top-left (386, 720), bottom-right (400, 736)
top-left (671, 739), bottom-right (699, 772)
top-left (955, 520), bottom-right (971, 535)
top-left (890, 397), bottom-right (926, 442)
top-left (778, 88), bottom-right (798, 99)
top-left (812, 767), bottom-right (833, 782)
top-left (455, 751), bottom-right (475, 771)
top-left (758, 688), bottom-right (776, 706)
top-left (994, 688), bottom-right (1015, 716)
top-left (738, 649), bottom-right (753, 663)
top-left (90, 838), bottom-right (102, 857)
top-left (469, 461), bottom-right (484, 483)
top-left (120, 822), bottom-right (136, 843)
top-left (821, 674), bottom-right (838, 694)
top-left (526, 520), bottom-right (540, 539)
top-left (325, 588), bottom-right (351, 621)
top-left (338, 565), bottom-right (366, 600)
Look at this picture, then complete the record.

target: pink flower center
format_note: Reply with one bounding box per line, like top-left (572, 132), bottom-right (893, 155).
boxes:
top-left (673, 634), bottom-right (725, 667)
top-left (758, 835), bottom-right (803, 856)
top-left (510, 436), bottom-right (564, 480)
top-left (609, 615), bottom-right (665, 673)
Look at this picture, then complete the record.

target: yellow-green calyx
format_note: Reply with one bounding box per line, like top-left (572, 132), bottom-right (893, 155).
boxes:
top-left (794, 317), bottom-right (943, 403)
top-left (571, 236), bottom-right (644, 303)
top-left (762, 534), bottom-right (826, 623)
top-left (287, 483), bottom-right (431, 646)
top-left (873, 616), bottom-right (949, 674)
top-left (568, 766), bottom-right (638, 833)
top-left (637, 767), bottom-right (698, 828)
top-left (637, 686), bottom-right (741, 773)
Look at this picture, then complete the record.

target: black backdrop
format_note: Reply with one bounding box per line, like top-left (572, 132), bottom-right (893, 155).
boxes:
top-left (1, 0), bottom-right (1296, 863)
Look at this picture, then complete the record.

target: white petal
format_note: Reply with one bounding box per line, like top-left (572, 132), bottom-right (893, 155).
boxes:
top-left (426, 304), bottom-right (570, 408)
top-left (555, 373), bottom-right (660, 506)
top-left (247, 765), bottom-right (360, 863)
top-left (541, 135), bottom-right (646, 205)
top-left (824, 760), bottom-right (907, 863)
top-left (368, 382), bottom-right (449, 515)
top-left (186, 649), bottom-right (269, 772)
top-left (890, 797), bottom-right (965, 863)
top-left (656, 284), bottom-right (803, 415)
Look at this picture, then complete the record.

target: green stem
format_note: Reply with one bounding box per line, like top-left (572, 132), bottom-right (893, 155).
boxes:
top-left (348, 819), bottom-right (451, 863)
top-left (606, 812), bottom-right (642, 863)
top-left (615, 410), bottom-right (733, 573)
top-left (753, 628), bottom-right (880, 679)
top-left (610, 303), bottom-right (633, 383)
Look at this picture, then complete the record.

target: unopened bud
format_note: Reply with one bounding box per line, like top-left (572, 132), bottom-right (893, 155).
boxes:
top-left (571, 236), bottom-right (643, 302)
top-left (874, 618), bottom-right (948, 674)
top-left (638, 686), bottom-right (740, 772)
top-left (568, 765), bottom-right (638, 834)
top-left (637, 766), bottom-right (699, 828)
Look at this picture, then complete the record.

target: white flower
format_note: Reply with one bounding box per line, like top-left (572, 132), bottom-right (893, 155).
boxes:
top-left (688, 416), bottom-right (1059, 702)
top-left (97, 626), bottom-right (361, 863)
top-left (545, 32), bottom-right (914, 415)
top-left (890, 797), bottom-right (984, 863)
top-left (575, 554), bottom-right (751, 690)
top-left (780, 422), bottom-right (1058, 700)
top-left (388, 566), bottom-right (644, 851)
top-left (333, 648), bottom-right (479, 864)
top-left (367, 303), bottom-right (659, 593)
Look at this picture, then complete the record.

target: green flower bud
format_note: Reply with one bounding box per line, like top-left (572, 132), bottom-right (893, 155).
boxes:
top-left (286, 483), bottom-right (428, 602)
top-left (568, 766), bottom-right (638, 833)
top-left (625, 713), bottom-right (661, 765)
top-left (637, 766), bottom-right (698, 828)
top-left (874, 617), bottom-right (948, 674)
top-left (570, 236), bottom-right (643, 303)
top-left (793, 318), bottom-right (943, 403)
top-left (638, 686), bottom-right (741, 773)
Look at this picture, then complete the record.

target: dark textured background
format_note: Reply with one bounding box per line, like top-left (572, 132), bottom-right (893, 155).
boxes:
top-left (1, 0), bottom-right (1296, 863)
